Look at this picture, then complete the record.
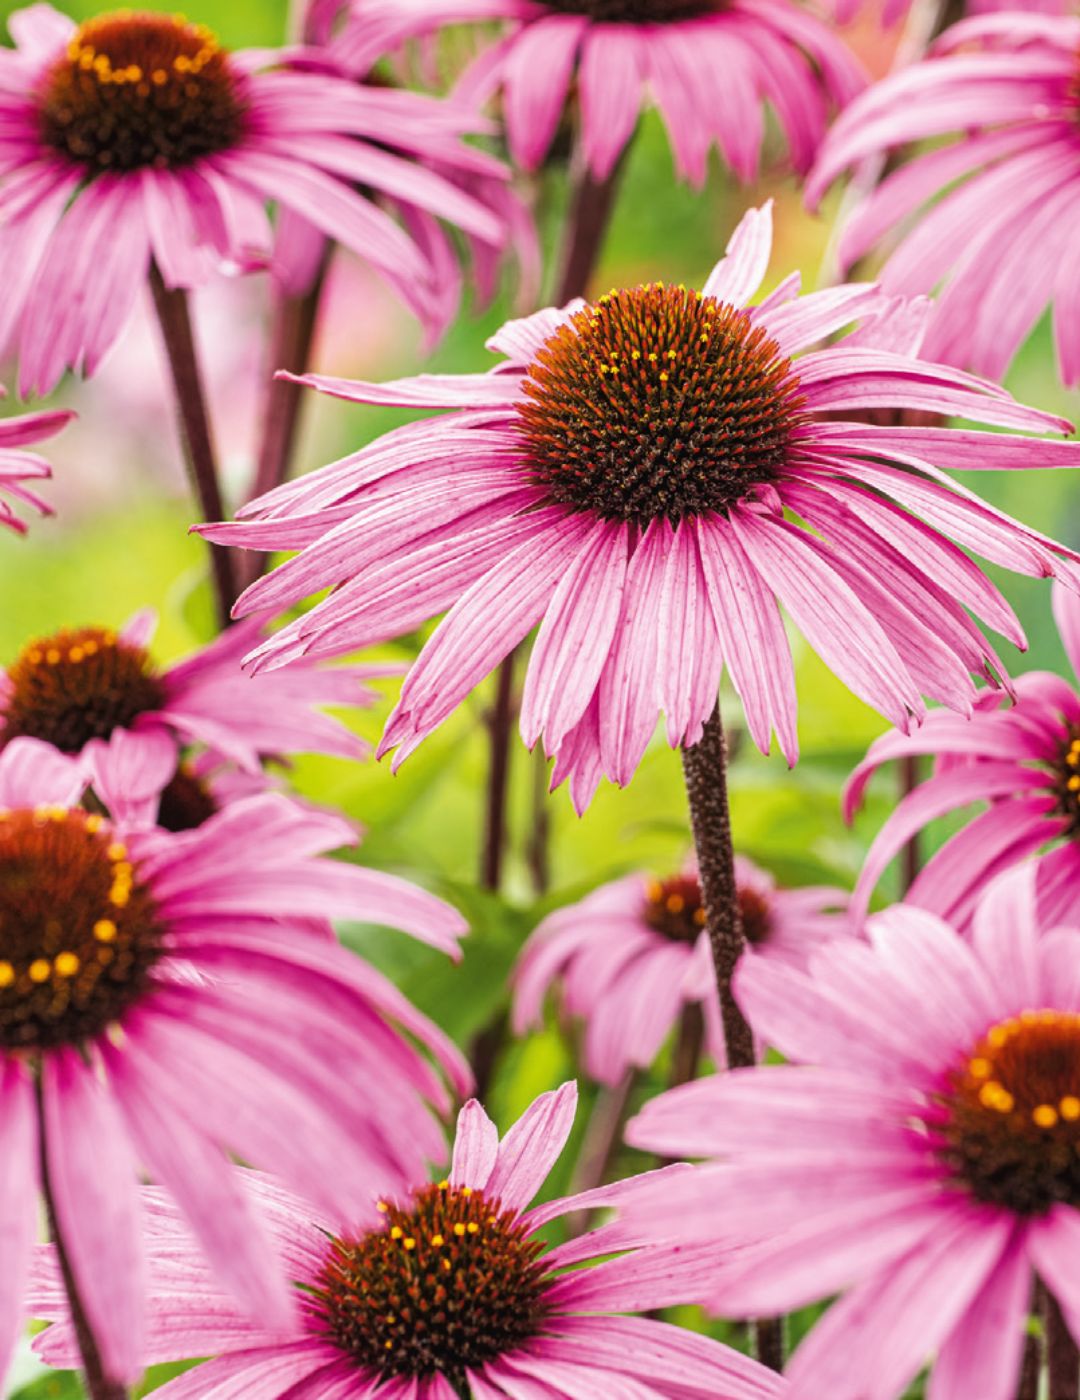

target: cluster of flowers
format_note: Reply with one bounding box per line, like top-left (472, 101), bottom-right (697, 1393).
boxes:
top-left (4, 0), bottom-right (1080, 1397)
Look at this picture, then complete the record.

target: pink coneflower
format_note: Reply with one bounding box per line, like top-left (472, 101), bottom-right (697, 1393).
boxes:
top-left (31, 1084), bottom-right (786, 1400)
top-left (334, 0), bottom-right (865, 185)
top-left (0, 609), bottom-right (385, 799)
top-left (628, 865), bottom-right (1080, 1400)
top-left (513, 857), bottom-right (848, 1085)
top-left (846, 581), bottom-right (1080, 933)
top-left (808, 10), bottom-right (1080, 384)
top-left (0, 5), bottom-right (507, 394)
top-left (0, 399), bottom-right (71, 532)
top-left (206, 202), bottom-right (1080, 810)
top-left (0, 734), bottom-right (468, 1387)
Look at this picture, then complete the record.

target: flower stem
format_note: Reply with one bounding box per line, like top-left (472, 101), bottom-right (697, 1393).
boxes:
top-left (556, 162), bottom-right (622, 304)
top-left (680, 704), bottom-right (754, 1071)
top-left (34, 1075), bottom-right (129, 1400)
top-left (1046, 1287), bottom-right (1080, 1399)
top-left (565, 1071), bottom-right (637, 1236)
top-left (669, 1001), bottom-right (705, 1090)
top-left (148, 264), bottom-right (238, 630)
top-left (527, 745), bottom-right (551, 896)
top-left (1017, 1324), bottom-right (1042, 1400)
top-left (482, 648), bottom-right (517, 891)
top-left (242, 251), bottom-right (333, 590)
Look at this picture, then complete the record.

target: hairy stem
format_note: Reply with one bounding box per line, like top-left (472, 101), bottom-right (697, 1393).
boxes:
top-left (148, 264), bottom-right (238, 630)
top-left (35, 1076), bottom-right (129, 1400)
top-left (482, 650), bottom-right (517, 892)
top-left (680, 704), bottom-right (755, 1070)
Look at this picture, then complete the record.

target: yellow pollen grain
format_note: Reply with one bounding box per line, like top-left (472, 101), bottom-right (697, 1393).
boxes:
top-left (376, 1201), bottom-right (389, 1214)
top-left (28, 959), bottom-right (51, 984)
top-left (152, 68), bottom-right (168, 84)
top-left (979, 1081), bottom-right (1014, 1113)
top-left (666, 894), bottom-right (685, 913)
top-left (390, 1226), bottom-right (403, 1240)
top-left (467, 1222), bottom-right (479, 1235)
top-left (48, 806), bottom-right (67, 822)
top-left (110, 886), bottom-right (131, 908)
top-left (1062, 1096), bottom-right (1080, 1121)
top-left (107, 842), bottom-right (127, 861)
top-left (987, 1026), bottom-right (1009, 1049)
top-left (386, 1313), bottom-right (396, 1324)
top-left (454, 1223), bottom-right (466, 1237)
top-left (45, 649), bottom-right (61, 665)
top-left (403, 1238), bottom-right (416, 1251)
top-left (0, 962), bottom-right (13, 988)
top-left (431, 1234), bottom-right (445, 1247)
top-left (94, 919), bottom-right (118, 943)
top-left (693, 907), bottom-right (707, 926)
top-left (1033, 1104), bottom-right (1059, 1129)
top-left (28, 649), bottom-right (42, 664)
top-left (441, 1257), bottom-right (451, 1272)
top-left (54, 952), bottom-right (80, 978)
top-left (1070, 776), bottom-right (1080, 793)
top-left (84, 814), bottom-right (104, 833)
top-left (384, 1341), bottom-right (393, 1351)
top-left (659, 372), bottom-right (669, 383)
top-left (437, 1180), bottom-right (449, 1191)
top-left (461, 1188), bottom-right (473, 1197)
top-left (68, 646), bottom-right (84, 663)
top-left (969, 1057), bottom-right (992, 1080)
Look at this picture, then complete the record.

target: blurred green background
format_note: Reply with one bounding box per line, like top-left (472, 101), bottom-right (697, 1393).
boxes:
top-left (1, 1), bottom-right (1079, 1395)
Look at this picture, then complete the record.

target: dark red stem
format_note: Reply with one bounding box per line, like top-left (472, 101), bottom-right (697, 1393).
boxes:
top-left (1046, 1288), bottom-right (1080, 1399)
top-left (482, 649), bottom-right (517, 892)
top-left (899, 752), bottom-right (922, 894)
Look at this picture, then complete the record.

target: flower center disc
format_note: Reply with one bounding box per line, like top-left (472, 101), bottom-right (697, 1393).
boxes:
top-left (1053, 726), bottom-right (1080, 835)
top-left (0, 809), bottom-right (163, 1050)
top-left (737, 884), bottom-right (773, 946)
top-left (542, 0), bottom-right (718, 19)
top-left (938, 1011), bottom-right (1080, 1215)
top-left (518, 284), bottom-right (804, 525)
top-left (1, 626), bottom-right (166, 753)
top-left (643, 875), bottom-right (707, 943)
top-left (38, 11), bottom-right (247, 172)
top-left (156, 765), bottom-right (218, 833)
top-left (314, 1183), bottom-right (551, 1391)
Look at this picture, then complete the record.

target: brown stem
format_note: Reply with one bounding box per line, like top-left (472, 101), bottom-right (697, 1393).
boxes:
top-left (669, 1001), bottom-right (705, 1090)
top-left (482, 650), bottom-right (517, 892)
top-left (556, 162), bottom-right (623, 304)
top-left (148, 264), bottom-right (238, 630)
top-left (468, 1005), bottom-right (509, 1107)
top-left (680, 704), bottom-right (755, 1071)
top-left (1018, 1322), bottom-right (1043, 1400)
top-left (527, 745), bottom-right (552, 897)
top-left (242, 250), bottom-right (332, 589)
top-left (899, 752), bottom-right (922, 894)
top-left (680, 704), bottom-right (782, 1371)
top-left (35, 1075), bottom-right (129, 1400)
top-left (1046, 1288), bottom-right (1080, 1400)
top-left (565, 1071), bottom-right (636, 1237)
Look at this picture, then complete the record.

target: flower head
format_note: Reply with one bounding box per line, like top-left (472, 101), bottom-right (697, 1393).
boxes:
top-left (0, 4), bottom-right (508, 393)
top-left (334, 0), bottom-right (865, 184)
top-left (207, 203), bottom-right (1080, 810)
top-left (0, 609), bottom-right (386, 812)
top-left (628, 865), bottom-right (1080, 1400)
top-left (808, 11), bottom-right (1080, 384)
top-left (513, 856), bottom-right (849, 1085)
top-left (846, 581), bottom-right (1080, 934)
top-left (0, 400), bottom-right (71, 532)
top-left (0, 736), bottom-right (468, 1385)
top-left (31, 1083), bottom-right (787, 1400)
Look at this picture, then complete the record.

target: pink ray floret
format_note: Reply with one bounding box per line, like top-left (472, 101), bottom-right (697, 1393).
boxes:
top-left (30, 1082), bottom-right (788, 1399)
top-left (809, 10), bottom-right (1080, 384)
top-left (204, 203), bottom-right (1080, 810)
top-left (513, 855), bottom-right (850, 1085)
top-left (0, 395), bottom-right (72, 532)
top-left (0, 4), bottom-right (510, 393)
top-left (333, 0), bottom-right (866, 185)
top-left (846, 581), bottom-right (1080, 934)
top-left (629, 864), bottom-right (1080, 1400)
top-left (0, 736), bottom-right (468, 1387)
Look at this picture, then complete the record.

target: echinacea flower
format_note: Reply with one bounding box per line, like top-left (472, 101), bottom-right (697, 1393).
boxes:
top-left (206, 202), bottom-right (1080, 811)
top-left (0, 399), bottom-right (71, 532)
top-left (513, 856), bottom-right (849, 1085)
top-left (628, 865), bottom-right (1080, 1400)
top-left (30, 1083), bottom-right (787, 1400)
top-left (808, 10), bottom-right (1080, 384)
top-left (845, 581), bottom-right (1080, 934)
top-left (0, 4), bottom-right (508, 394)
top-left (333, 0), bottom-right (865, 185)
top-left (0, 735), bottom-right (468, 1386)
top-left (0, 609), bottom-right (386, 801)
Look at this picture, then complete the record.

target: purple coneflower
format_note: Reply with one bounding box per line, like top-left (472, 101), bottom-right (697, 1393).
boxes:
top-left (333, 0), bottom-right (865, 185)
top-left (0, 736), bottom-right (468, 1386)
top-left (847, 581), bottom-right (1080, 933)
top-left (629, 865), bottom-right (1080, 1400)
top-left (808, 10), bottom-right (1080, 383)
top-left (0, 399), bottom-right (71, 532)
top-left (206, 202), bottom-right (1080, 810)
top-left (31, 1084), bottom-right (787, 1400)
top-left (513, 856), bottom-right (849, 1084)
top-left (0, 4), bottom-right (507, 393)
top-left (0, 609), bottom-right (385, 805)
